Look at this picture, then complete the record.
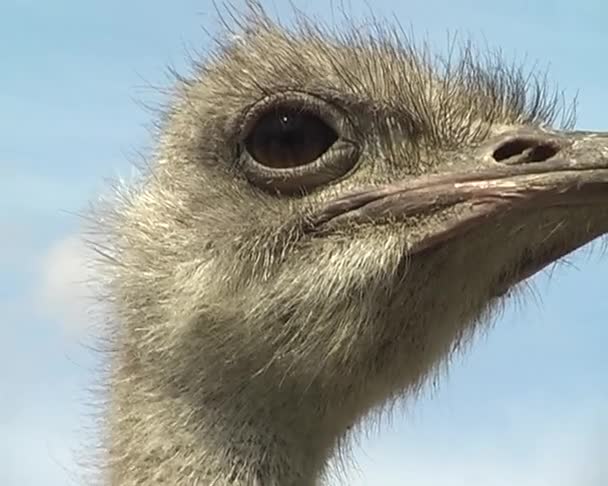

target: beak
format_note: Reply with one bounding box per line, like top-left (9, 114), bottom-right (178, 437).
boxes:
top-left (309, 130), bottom-right (608, 286)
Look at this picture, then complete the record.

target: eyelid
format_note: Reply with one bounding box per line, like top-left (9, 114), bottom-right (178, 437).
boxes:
top-left (242, 140), bottom-right (360, 194)
top-left (238, 91), bottom-right (345, 144)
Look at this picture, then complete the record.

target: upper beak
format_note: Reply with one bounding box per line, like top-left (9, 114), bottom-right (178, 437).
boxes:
top-left (308, 129), bottom-right (608, 284)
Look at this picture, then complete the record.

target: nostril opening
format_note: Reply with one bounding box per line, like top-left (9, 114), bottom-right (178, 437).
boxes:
top-left (493, 137), bottom-right (560, 164)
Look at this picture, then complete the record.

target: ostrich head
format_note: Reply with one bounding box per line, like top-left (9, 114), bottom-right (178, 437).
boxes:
top-left (96, 5), bottom-right (608, 485)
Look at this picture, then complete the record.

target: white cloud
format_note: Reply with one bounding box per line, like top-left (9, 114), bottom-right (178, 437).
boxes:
top-left (35, 234), bottom-right (100, 335)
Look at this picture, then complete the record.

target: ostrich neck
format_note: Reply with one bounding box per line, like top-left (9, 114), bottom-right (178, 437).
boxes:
top-left (107, 339), bottom-right (353, 486)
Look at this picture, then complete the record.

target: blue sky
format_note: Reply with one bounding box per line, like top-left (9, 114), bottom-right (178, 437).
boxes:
top-left (2, 1), bottom-right (607, 485)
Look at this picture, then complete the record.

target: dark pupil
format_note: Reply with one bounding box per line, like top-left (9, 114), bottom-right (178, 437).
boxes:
top-left (245, 108), bottom-right (338, 168)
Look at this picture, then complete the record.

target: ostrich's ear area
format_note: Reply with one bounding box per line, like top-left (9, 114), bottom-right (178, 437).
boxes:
top-left (304, 129), bottom-right (608, 282)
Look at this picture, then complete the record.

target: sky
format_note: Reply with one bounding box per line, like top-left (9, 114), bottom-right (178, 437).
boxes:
top-left (1, 1), bottom-right (607, 485)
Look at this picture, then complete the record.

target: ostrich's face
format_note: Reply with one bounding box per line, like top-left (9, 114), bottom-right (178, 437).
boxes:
top-left (108, 12), bottom-right (608, 434)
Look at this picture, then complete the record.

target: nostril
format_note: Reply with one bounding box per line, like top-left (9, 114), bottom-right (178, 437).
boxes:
top-left (493, 137), bottom-right (560, 164)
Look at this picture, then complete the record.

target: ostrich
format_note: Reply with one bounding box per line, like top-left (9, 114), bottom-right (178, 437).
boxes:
top-left (93, 5), bottom-right (608, 486)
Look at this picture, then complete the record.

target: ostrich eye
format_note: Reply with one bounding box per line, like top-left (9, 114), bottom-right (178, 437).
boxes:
top-left (239, 97), bottom-right (358, 194)
top-left (244, 108), bottom-right (338, 169)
